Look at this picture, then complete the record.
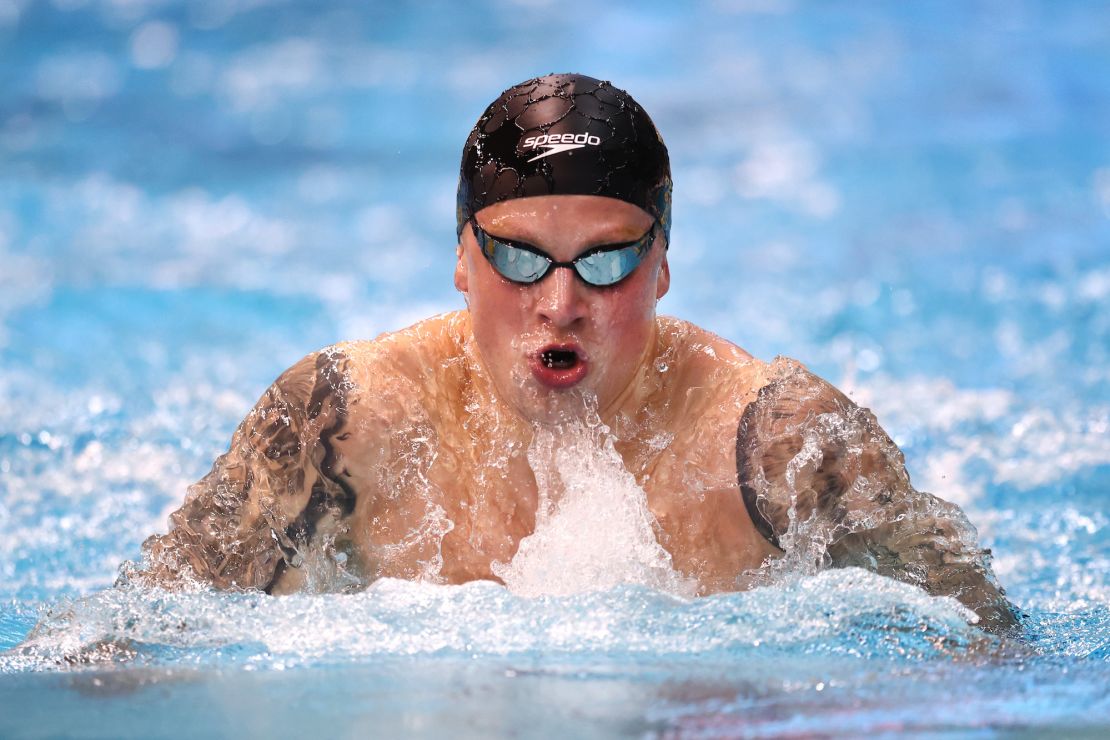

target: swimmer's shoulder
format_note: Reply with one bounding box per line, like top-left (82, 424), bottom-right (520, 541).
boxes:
top-left (654, 316), bottom-right (852, 403)
top-left (273, 311), bottom-right (471, 432)
top-left (654, 316), bottom-right (772, 405)
top-left (743, 355), bottom-right (856, 427)
top-left (302, 310), bottom-right (470, 393)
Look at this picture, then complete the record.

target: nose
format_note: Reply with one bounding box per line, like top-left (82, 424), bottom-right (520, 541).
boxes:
top-left (535, 265), bottom-right (588, 328)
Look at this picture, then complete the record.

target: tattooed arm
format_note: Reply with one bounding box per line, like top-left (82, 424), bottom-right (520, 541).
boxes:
top-left (130, 348), bottom-right (357, 592)
top-left (736, 359), bottom-right (1019, 633)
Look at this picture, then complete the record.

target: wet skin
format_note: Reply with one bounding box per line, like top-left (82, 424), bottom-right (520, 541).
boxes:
top-left (455, 196), bottom-right (670, 425)
top-left (269, 312), bottom-right (781, 595)
top-left (296, 195), bottom-right (778, 593)
top-left (139, 195), bottom-right (1018, 631)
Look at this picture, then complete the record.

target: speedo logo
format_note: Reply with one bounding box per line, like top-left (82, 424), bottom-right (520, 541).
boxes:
top-left (522, 132), bottom-right (601, 162)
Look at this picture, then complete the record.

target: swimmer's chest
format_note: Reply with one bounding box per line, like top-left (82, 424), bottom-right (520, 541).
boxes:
top-left (334, 423), bottom-right (540, 583)
top-left (331, 402), bottom-right (771, 589)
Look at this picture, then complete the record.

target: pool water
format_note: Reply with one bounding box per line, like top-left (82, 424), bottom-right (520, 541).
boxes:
top-left (2, 0), bottom-right (1109, 736)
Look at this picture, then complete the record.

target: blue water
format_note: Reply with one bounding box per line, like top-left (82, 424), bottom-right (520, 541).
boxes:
top-left (2, 0), bottom-right (1109, 736)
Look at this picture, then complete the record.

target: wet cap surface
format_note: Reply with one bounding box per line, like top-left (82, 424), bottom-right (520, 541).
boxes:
top-left (457, 73), bottom-right (672, 240)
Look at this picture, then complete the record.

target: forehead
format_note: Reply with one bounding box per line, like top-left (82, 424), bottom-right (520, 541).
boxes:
top-left (475, 195), bottom-right (654, 243)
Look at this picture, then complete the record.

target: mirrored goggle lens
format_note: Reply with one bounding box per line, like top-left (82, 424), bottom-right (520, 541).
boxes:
top-left (474, 220), bottom-right (654, 286)
top-left (486, 242), bottom-right (551, 283)
top-left (573, 246), bottom-right (644, 286)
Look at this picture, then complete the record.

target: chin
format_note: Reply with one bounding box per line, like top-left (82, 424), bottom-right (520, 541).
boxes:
top-left (512, 384), bottom-right (601, 427)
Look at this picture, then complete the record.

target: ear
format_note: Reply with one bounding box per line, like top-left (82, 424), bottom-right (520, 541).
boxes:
top-left (655, 251), bottom-right (670, 300)
top-left (454, 241), bottom-right (469, 293)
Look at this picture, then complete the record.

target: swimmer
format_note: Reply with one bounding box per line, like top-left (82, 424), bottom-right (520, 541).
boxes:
top-left (132, 73), bottom-right (1019, 632)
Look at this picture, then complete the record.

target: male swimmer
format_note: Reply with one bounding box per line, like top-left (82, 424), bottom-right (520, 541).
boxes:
top-left (134, 74), bottom-right (1018, 632)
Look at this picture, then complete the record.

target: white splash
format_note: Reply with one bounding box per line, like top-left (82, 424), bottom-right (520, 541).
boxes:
top-left (848, 374), bottom-right (1110, 504)
top-left (1, 569), bottom-right (985, 673)
top-left (492, 418), bottom-right (696, 599)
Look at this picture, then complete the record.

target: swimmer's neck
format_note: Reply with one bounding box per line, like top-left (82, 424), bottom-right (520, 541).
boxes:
top-left (596, 320), bottom-right (664, 428)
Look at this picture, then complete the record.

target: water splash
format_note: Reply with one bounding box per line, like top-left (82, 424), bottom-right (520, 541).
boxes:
top-left (493, 411), bottom-right (696, 598)
top-left (1, 568), bottom-right (989, 673)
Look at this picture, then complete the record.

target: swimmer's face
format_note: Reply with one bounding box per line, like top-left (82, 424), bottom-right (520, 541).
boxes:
top-left (455, 194), bottom-right (670, 423)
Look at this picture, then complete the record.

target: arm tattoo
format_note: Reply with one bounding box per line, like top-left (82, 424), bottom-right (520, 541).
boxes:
top-left (736, 362), bottom-right (1019, 632)
top-left (134, 349), bottom-right (356, 592)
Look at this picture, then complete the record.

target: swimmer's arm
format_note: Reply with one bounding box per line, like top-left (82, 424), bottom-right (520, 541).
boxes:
top-left (736, 363), bottom-right (1020, 633)
top-left (129, 349), bottom-right (356, 592)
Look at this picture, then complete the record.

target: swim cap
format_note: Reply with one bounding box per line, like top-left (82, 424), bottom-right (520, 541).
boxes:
top-left (456, 73), bottom-right (672, 242)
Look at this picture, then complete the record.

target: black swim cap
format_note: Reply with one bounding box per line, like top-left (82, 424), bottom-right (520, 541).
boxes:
top-left (456, 73), bottom-right (672, 242)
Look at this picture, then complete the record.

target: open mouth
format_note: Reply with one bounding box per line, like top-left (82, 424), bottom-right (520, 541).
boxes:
top-left (541, 348), bottom-right (579, 369)
top-left (530, 344), bottom-right (588, 389)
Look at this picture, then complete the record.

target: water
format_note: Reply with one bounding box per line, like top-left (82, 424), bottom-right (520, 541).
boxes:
top-left (2, 0), bottom-right (1109, 736)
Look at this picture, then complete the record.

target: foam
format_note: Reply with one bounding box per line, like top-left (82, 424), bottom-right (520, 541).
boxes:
top-left (1, 568), bottom-right (985, 673)
top-left (492, 420), bottom-right (696, 598)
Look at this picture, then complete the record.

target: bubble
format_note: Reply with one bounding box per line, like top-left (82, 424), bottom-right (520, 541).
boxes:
top-left (130, 21), bottom-right (180, 70)
top-left (855, 347), bottom-right (881, 372)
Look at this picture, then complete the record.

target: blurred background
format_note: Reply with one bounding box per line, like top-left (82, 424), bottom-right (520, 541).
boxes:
top-left (0, 0), bottom-right (1108, 634)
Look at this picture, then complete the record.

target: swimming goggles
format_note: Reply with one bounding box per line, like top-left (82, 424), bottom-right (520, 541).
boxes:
top-left (470, 219), bottom-right (659, 287)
